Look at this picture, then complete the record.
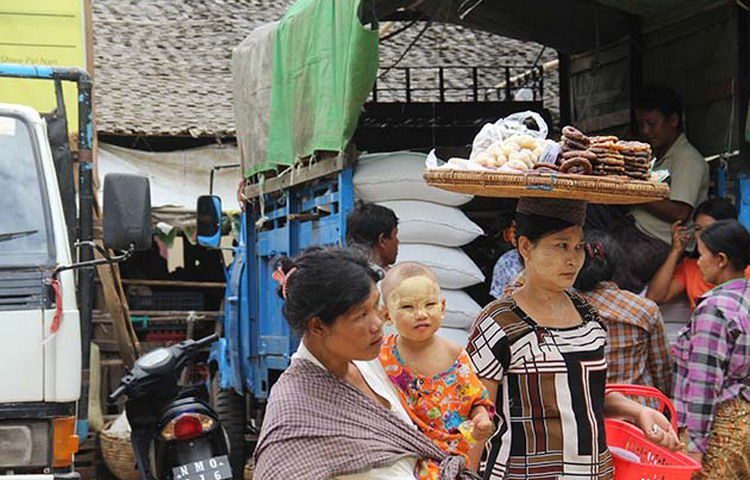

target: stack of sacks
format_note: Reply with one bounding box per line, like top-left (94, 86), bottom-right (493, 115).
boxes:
top-left (354, 151), bottom-right (486, 346)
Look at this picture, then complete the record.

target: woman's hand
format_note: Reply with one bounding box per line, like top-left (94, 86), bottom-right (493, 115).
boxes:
top-left (670, 220), bottom-right (690, 254)
top-left (634, 406), bottom-right (684, 452)
top-left (470, 406), bottom-right (495, 442)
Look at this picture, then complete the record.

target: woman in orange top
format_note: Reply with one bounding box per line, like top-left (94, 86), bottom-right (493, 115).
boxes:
top-left (647, 199), bottom-right (750, 310)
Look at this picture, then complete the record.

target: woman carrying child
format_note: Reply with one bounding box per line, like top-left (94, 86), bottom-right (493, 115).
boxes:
top-left (252, 247), bottom-right (478, 480)
top-left (467, 198), bottom-right (681, 480)
top-left (378, 262), bottom-right (495, 477)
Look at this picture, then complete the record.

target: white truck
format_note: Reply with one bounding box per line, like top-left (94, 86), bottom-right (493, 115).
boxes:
top-left (0, 65), bottom-right (151, 478)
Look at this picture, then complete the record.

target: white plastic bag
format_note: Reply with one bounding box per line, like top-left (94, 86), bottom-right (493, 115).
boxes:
top-left (425, 149), bottom-right (490, 172)
top-left (497, 111), bottom-right (549, 139)
top-left (469, 123), bottom-right (505, 161)
top-left (470, 111), bottom-right (549, 161)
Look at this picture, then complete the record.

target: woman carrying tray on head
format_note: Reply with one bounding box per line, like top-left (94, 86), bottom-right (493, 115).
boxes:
top-left (466, 198), bottom-right (682, 480)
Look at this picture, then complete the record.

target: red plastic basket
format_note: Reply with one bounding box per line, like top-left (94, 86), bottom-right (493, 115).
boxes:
top-left (605, 384), bottom-right (701, 480)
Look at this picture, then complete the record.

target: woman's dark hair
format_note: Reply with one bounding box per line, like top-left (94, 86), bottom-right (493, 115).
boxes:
top-left (346, 201), bottom-right (398, 247)
top-left (515, 213), bottom-right (575, 243)
top-left (275, 246), bottom-right (380, 334)
top-left (699, 219), bottom-right (750, 272)
top-left (574, 230), bottom-right (623, 292)
top-left (693, 198), bottom-right (737, 222)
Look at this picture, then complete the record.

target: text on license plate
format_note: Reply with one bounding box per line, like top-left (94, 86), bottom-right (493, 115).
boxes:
top-left (172, 455), bottom-right (232, 480)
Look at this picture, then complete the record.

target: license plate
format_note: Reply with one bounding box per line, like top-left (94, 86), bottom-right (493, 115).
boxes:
top-left (172, 455), bottom-right (232, 480)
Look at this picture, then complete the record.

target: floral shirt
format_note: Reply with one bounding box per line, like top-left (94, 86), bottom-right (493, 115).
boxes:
top-left (380, 335), bottom-right (494, 479)
top-left (673, 278), bottom-right (750, 453)
top-left (490, 249), bottom-right (523, 299)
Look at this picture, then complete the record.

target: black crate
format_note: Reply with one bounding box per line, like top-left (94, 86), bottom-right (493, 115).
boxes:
top-left (128, 290), bottom-right (205, 311)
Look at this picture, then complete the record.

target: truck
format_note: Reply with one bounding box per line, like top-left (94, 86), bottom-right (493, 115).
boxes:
top-left (198, 0), bottom-right (750, 473)
top-left (0, 64), bottom-right (151, 478)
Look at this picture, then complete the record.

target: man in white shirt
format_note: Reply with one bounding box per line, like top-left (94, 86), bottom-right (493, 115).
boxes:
top-left (587, 86), bottom-right (709, 292)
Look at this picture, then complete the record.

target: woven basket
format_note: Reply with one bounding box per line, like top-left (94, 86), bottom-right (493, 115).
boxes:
top-left (423, 169), bottom-right (670, 204)
top-left (100, 425), bottom-right (138, 480)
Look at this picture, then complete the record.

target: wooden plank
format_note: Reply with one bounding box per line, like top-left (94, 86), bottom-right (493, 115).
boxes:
top-left (130, 310), bottom-right (221, 317)
top-left (95, 240), bottom-right (140, 368)
top-left (111, 259), bottom-right (141, 357)
top-left (576, 109), bottom-right (631, 133)
top-left (243, 153), bottom-right (351, 199)
top-left (100, 359), bottom-right (123, 367)
top-left (121, 279), bottom-right (226, 288)
top-left (570, 41), bottom-right (628, 75)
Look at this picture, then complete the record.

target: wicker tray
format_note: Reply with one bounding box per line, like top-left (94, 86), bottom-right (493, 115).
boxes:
top-left (424, 169), bottom-right (669, 204)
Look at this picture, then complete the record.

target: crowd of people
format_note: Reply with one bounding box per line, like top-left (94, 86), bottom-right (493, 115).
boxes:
top-left (251, 85), bottom-right (750, 480)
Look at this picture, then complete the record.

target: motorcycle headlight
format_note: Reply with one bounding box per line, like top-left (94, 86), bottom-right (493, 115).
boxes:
top-left (161, 413), bottom-right (216, 441)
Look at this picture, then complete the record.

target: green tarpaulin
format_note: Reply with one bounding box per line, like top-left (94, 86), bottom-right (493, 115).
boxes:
top-left (261, 0), bottom-right (378, 175)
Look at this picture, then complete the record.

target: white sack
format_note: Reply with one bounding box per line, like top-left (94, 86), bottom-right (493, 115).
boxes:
top-left (435, 327), bottom-right (470, 347)
top-left (378, 200), bottom-right (483, 247)
top-left (441, 289), bottom-right (482, 330)
top-left (354, 151), bottom-right (472, 206)
top-left (396, 244), bottom-right (485, 289)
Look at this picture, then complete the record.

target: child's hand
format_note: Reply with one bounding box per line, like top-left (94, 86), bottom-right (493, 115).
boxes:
top-left (470, 407), bottom-right (494, 442)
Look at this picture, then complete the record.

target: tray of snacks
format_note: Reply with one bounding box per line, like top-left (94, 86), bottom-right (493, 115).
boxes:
top-left (424, 114), bottom-right (669, 205)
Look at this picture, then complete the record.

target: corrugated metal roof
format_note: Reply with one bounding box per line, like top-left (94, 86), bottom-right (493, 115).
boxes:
top-left (93, 0), bottom-right (558, 137)
top-left (93, 0), bottom-right (295, 137)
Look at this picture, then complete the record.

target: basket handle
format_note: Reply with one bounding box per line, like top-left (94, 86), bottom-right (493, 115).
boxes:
top-left (605, 384), bottom-right (678, 432)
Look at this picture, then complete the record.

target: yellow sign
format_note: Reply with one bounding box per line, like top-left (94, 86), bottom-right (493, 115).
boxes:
top-left (0, 0), bottom-right (87, 130)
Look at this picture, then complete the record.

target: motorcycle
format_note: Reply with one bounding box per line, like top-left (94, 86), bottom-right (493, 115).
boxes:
top-left (110, 334), bottom-right (233, 480)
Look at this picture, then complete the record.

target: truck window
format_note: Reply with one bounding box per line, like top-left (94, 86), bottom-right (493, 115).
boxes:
top-left (0, 115), bottom-right (54, 267)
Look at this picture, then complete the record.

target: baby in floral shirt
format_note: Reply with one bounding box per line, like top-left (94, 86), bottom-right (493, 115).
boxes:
top-left (379, 262), bottom-right (495, 475)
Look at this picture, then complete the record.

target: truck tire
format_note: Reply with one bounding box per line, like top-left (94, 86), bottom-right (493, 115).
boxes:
top-left (211, 376), bottom-right (247, 480)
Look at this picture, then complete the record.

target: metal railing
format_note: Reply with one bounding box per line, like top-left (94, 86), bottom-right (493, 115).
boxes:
top-left (370, 65), bottom-right (546, 104)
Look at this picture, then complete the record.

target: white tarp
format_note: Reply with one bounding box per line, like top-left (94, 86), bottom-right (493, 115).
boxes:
top-left (97, 143), bottom-right (240, 210)
top-left (97, 143), bottom-right (241, 233)
top-left (232, 21), bottom-right (277, 177)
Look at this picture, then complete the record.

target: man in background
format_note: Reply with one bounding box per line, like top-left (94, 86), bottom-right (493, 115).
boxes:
top-left (587, 85), bottom-right (709, 292)
top-left (346, 202), bottom-right (399, 273)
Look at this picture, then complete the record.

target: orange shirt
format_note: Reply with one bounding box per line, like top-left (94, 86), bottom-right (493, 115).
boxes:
top-left (673, 258), bottom-right (750, 310)
top-left (379, 335), bottom-right (494, 479)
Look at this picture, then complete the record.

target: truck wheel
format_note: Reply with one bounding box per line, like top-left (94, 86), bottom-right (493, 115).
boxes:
top-left (211, 376), bottom-right (247, 480)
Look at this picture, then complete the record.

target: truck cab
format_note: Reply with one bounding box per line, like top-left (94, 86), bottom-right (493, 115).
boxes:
top-left (0, 104), bottom-right (81, 477)
top-left (0, 70), bottom-right (151, 477)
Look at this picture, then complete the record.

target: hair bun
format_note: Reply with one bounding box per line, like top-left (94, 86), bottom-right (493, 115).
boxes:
top-left (276, 256), bottom-right (297, 274)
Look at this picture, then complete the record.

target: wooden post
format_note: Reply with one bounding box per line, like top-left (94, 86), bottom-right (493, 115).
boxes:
top-left (628, 14), bottom-right (644, 137)
top-left (558, 51), bottom-right (572, 126)
top-left (94, 237), bottom-right (140, 368)
top-left (738, 4), bottom-right (749, 171)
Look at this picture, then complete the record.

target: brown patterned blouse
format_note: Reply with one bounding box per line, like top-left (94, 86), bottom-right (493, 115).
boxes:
top-left (467, 293), bottom-right (613, 480)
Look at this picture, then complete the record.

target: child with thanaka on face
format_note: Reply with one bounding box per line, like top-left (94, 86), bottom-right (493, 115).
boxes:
top-left (378, 262), bottom-right (495, 476)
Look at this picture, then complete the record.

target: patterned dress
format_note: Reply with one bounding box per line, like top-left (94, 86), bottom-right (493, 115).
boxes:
top-left (467, 293), bottom-right (614, 480)
top-left (380, 335), bottom-right (495, 479)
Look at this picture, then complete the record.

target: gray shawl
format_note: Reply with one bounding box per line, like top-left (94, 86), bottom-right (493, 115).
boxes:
top-left (253, 358), bottom-right (478, 480)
